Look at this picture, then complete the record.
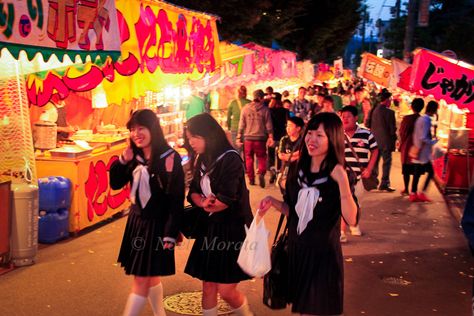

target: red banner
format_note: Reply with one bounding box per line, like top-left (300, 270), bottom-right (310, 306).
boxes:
top-left (410, 48), bottom-right (474, 111)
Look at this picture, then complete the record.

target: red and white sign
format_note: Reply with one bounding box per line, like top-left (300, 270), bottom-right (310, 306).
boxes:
top-left (410, 48), bottom-right (474, 110)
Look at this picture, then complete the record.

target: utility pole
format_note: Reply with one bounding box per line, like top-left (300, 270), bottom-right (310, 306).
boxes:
top-left (396, 0), bottom-right (401, 18)
top-left (361, 4), bottom-right (367, 52)
top-left (403, 0), bottom-right (417, 63)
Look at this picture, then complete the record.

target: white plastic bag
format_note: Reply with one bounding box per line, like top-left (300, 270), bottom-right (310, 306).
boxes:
top-left (237, 216), bottom-right (271, 277)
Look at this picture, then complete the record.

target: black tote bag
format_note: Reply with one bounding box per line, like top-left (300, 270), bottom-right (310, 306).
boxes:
top-left (263, 214), bottom-right (289, 309)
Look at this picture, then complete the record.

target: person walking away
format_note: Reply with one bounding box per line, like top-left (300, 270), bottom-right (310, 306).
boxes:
top-left (184, 113), bottom-right (254, 316)
top-left (236, 89), bottom-right (274, 188)
top-left (226, 86), bottom-right (250, 151)
top-left (340, 106), bottom-right (378, 242)
top-left (268, 92), bottom-right (289, 184)
top-left (367, 90), bottom-right (397, 192)
top-left (410, 101), bottom-right (439, 202)
top-left (277, 116), bottom-right (305, 193)
top-left (398, 98), bottom-right (424, 197)
top-left (185, 92), bottom-right (207, 121)
top-left (258, 112), bottom-right (358, 316)
top-left (109, 109), bottom-right (185, 316)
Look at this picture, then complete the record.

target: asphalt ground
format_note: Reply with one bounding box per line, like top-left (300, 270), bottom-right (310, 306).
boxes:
top-left (0, 152), bottom-right (472, 316)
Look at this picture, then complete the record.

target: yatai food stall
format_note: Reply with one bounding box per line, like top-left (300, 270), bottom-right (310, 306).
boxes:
top-left (1, 0), bottom-right (222, 233)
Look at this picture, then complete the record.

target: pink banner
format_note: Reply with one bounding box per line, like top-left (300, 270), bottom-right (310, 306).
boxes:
top-left (411, 48), bottom-right (474, 110)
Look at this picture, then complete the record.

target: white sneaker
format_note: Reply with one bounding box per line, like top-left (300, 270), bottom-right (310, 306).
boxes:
top-left (350, 225), bottom-right (362, 236)
top-left (340, 231), bottom-right (348, 243)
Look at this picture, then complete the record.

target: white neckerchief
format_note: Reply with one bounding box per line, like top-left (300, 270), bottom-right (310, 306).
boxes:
top-left (130, 155), bottom-right (151, 208)
top-left (129, 149), bottom-right (174, 208)
top-left (199, 149), bottom-right (240, 198)
top-left (294, 169), bottom-right (328, 235)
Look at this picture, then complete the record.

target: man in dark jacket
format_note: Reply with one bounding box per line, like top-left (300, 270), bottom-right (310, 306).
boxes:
top-left (367, 90), bottom-right (397, 192)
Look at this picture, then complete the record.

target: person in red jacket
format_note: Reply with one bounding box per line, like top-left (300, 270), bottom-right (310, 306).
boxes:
top-left (398, 98), bottom-right (424, 196)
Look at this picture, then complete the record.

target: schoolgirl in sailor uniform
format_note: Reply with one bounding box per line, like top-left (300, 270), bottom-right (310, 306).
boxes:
top-left (184, 113), bottom-right (254, 316)
top-left (109, 109), bottom-right (185, 316)
top-left (258, 112), bottom-right (358, 316)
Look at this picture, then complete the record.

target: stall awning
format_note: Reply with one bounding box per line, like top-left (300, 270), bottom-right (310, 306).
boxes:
top-left (0, 0), bottom-right (122, 63)
top-left (219, 42), bottom-right (254, 62)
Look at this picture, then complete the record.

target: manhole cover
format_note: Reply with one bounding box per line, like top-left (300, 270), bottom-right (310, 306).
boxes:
top-left (164, 291), bottom-right (233, 315)
top-left (381, 276), bottom-right (412, 286)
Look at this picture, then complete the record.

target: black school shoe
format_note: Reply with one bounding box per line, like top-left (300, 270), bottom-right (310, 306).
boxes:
top-left (378, 185), bottom-right (396, 192)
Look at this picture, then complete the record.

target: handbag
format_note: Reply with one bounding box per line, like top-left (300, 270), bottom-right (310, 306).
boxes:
top-left (344, 134), bottom-right (378, 191)
top-left (263, 214), bottom-right (289, 309)
top-left (180, 205), bottom-right (207, 239)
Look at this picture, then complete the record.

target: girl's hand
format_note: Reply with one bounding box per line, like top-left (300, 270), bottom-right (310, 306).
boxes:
top-left (330, 164), bottom-right (347, 184)
top-left (258, 196), bottom-right (274, 216)
top-left (201, 195), bottom-right (216, 211)
top-left (122, 141), bottom-right (134, 163)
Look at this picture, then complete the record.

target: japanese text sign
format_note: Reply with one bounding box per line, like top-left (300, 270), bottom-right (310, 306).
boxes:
top-left (411, 48), bottom-right (474, 110)
top-left (116, 0), bottom-right (221, 75)
top-left (358, 53), bottom-right (392, 87)
top-left (0, 0), bottom-right (121, 60)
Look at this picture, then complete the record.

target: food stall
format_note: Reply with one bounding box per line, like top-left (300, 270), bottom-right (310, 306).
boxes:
top-left (402, 48), bottom-right (474, 191)
top-left (1, 0), bottom-right (222, 233)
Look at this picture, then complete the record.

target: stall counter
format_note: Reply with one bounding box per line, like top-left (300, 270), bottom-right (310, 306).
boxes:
top-left (36, 144), bottom-right (130, 232)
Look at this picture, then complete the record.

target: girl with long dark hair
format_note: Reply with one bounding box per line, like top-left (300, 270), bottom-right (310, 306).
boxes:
top-left (258, 112), bottom-right (357, 315)
top-left (110, 109), bottom-right (185, 316)
top-left (184, 113), bottom-right (254, 316)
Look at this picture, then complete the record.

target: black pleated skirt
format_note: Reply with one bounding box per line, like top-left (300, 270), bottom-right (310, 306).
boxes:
top-left (288, 239), bottom-right (344, 315)
top-left (117, 210), bottom-right (175, 276)
top-left (184, 218), bottom-right (251, 284)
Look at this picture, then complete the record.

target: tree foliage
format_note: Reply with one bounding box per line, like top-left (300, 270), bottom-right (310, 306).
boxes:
top-left (383, 0), bottom-right (474, 63)
top-left (167, 0), bottom-right (362, 63)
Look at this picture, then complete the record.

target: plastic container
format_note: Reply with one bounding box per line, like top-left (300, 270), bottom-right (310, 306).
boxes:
top-left (11, 183), bottom-right (38, 266)
top-left (0, 181), bottom-right (12, 266)
top-left (38, 209), bottom-right (69, 244)
top-left (33, 121), bottom-right (57, 150)
top-left (38, 176), bottom-right (72, 213)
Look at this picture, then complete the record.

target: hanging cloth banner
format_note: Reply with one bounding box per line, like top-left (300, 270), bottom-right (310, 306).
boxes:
top-left (240, 42), bottom-right (298, 82)
top-left (358, 52), bottom-right (393, 87)
top-left (26, 0), bottom-right (222, 107)
top-left (409, 48), bottom-right (474, 111)
top-left (0, 0), bottom-right (122, 62)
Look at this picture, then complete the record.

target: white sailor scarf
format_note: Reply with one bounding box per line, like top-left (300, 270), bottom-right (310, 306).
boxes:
top-left (129, 149), bottom-right (174, 208)
top-left (294, 169), bottom-right (328, 235)
top-left (199, 149), bottom-right (240, 198)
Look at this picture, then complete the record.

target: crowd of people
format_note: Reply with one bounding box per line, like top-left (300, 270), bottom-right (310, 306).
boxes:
top-left (109, 77), bottom-right (440, 316)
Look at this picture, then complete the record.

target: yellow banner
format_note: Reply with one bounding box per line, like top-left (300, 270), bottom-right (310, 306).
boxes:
top-left (105, 0), bottom-right (222, 104)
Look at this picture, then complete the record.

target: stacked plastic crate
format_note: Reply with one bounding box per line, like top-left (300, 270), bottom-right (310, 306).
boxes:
top-left (38, 177), bottom-right (71, 243)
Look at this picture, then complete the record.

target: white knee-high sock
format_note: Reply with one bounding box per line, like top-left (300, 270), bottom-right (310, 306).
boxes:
top-left (233, 297), bottom-right (254, 316)
top-left (148, 283), bottom-right (166, 316)
top-left (202, 306), bottom-right (218, 316)
top-left (123, 293), bottom-right (147, 316)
